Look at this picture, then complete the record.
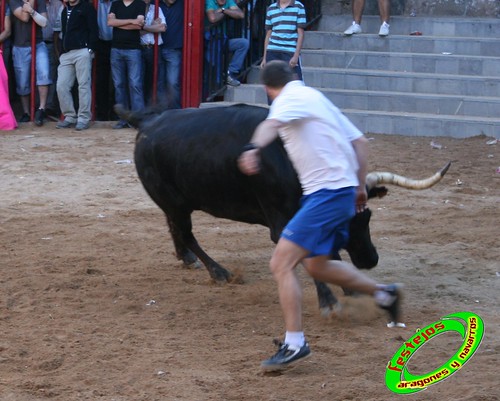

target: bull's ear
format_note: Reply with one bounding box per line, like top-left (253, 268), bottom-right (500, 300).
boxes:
top-left (367, 186), bottom-right (388, 199)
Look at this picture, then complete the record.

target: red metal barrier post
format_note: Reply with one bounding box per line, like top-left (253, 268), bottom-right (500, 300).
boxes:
top-left (182, 0), bottom-right (203, 108)
top-left (30, 0), bottom-right (37, 120)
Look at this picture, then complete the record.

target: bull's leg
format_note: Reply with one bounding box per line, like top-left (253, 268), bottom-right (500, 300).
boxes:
top-left (314, 280), bottom-right (341, 317)
top-left (166, 214), bottom-right (232, 282)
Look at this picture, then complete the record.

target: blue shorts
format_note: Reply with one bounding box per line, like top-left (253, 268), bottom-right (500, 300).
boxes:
top-left (281, 187), bottom-right (356, 257)
top-left (12, 42), bottom-right (52, 96)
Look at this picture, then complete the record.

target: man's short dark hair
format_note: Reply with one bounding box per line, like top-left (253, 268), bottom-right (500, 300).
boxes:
top-left (260, 60), bottom-right (294, 89)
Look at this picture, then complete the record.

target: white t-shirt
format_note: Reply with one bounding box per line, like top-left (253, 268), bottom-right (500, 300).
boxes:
top-left (268, 80), bottom-right (363, 195)
top-left (141, 5), bottom-right (166, 46)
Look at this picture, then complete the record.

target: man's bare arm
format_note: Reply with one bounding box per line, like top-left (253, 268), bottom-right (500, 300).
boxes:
top-left (351, 135), bottom-right (369, 211)
top-left (238, 119), bottom-right (283, 175)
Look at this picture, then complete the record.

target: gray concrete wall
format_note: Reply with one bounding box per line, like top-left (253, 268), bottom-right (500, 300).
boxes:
top-left (323, 0), bottom-right (500, 17)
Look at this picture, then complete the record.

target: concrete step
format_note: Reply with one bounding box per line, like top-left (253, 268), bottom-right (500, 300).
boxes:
top-left (318, 89), bottom-right (500, 118)
top-left (303, 32), bottom-right (500, 57)
top-left (219, 16), bottom-right (500, 137)
top-left (225, 83), bottom-right (266, 104)
top-left (344, 109), bottom-right (500, 137)
top-left (318, 15), bottom-right (500, 37)
top-left (226, 82), bottom-right (500, 117)
top-left (302, 67), bottom-right (500, 97)
top-left (301, 49), bottom-right (500, 76)
top-left (246, 64), bottom-right (500, 97)
top-left (201, 99), bottom-right (499, 138)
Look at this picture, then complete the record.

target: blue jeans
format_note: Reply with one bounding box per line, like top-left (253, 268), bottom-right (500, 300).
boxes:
top-left (110, 48), bottom-right (145, 113)
top-left (266, 50), bottom-right (303, 81)
top-left (160, 47), bottom-right (182, 109)
top-left (141, 46), bottom-right (156, 106)
top-left (228, 37), bottom-right (249, 75)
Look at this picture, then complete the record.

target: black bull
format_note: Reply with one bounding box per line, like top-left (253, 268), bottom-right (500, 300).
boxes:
top-left (117, 104), bottom-right (450, 316)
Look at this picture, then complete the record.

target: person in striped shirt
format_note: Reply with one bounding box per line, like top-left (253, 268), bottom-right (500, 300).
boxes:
top-left (260, 0), bottom-right (306, 81)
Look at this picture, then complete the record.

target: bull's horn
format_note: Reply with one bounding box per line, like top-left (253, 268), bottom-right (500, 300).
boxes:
top-left (366, 161), bottom-right (451, 190)
top-left (113, 104), bottom-right (142, 128)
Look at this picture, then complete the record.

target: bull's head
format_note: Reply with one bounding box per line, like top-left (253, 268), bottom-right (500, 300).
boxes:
top-left (344, 162), bottom-right (451, 270)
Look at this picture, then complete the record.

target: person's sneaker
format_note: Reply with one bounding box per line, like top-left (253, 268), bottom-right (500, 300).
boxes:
top-left (379, 21), bottom-right (390, 36)
top-left (56, 119), bottom-right (75, 129)
top-left (34, 108), bottom-right (45, 126)
top-left (19, 113), bottom-right (30, 123)
top-left (344, 22), bottom-right (362, 35)
top-left (226, 72), bottom-right (241, 87)
top-left (113, 121), bottom-right (130, 129)
top-left (75, 121), bottom-right (90, 131)
top-left (261, 340), bottom-right (311, 371)
top-left (376, 284), bottom-right (403, 325)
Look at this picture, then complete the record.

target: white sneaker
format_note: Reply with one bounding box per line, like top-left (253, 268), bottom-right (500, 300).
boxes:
top-left (344, 22), bottom-right (362, 35)
top-left (379, 21), bottom-right (390, 36)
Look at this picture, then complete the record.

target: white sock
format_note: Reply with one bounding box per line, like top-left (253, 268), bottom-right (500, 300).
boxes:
top-left (284, 331), bottom-right (305, 349)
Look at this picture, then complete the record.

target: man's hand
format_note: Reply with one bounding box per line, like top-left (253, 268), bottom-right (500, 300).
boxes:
top-left (289, 55), bottom-right (299, 68)
top-left (355, 187), bottom-right (368, 213)
top-left (238, 149), bottom-right (260, 175)
top-left (22, 0), bottom-right (34, 15)
top-left (136, 15), bottom-right (145, 27)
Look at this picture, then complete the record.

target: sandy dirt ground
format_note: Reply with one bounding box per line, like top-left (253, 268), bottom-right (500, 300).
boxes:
top-left (0, 121), bottom-right (499, 401)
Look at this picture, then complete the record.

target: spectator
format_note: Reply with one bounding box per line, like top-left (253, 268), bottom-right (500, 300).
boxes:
top-left (55, 0), bottom-right (98, 131)
top-left (9, 0), bottom-right (51, 126)
top-left (108, 0), bottom-right (146, 129)
top-left (95, 0), bottom-right (115, 121)
top-left (159, 0), bottom-right (183, 108)
top-left (260, 0), bottom-right (306, 82)
top-left (205, 0), bottom-right (249, 87)
top-left (141, 0), bottom-right (166, 106)
top-left (1, 4), bottom-right (12, 70)
top-left (43, 0), bottom-right (63, 117)
top-left (0, 20), bottom-right (16, 130)
top-left (343, 0), bottom-right (391, 37)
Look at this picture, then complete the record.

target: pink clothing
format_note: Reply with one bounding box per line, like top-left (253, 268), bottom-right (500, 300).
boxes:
top-left (0, 50), bottom-right (17, 131)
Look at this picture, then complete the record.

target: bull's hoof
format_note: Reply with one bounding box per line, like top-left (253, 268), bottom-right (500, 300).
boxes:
top-left (320, 301), bottom-right (343, 319)
top-left (180, 250), bottom-right (199, 267)
top-left (210, 271), bottom-right (233, 283)
top-left (208, 265), bottom-right (233, 283)
top-left (183, 259), bottom-right (203, 270)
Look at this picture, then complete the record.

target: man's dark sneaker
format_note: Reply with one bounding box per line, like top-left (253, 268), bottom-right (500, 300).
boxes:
top-left (261, 340), bottom-right (311, 371)
top-left (226, 72), bottom-right (241, 87)
top-left (112, 120), bottom-right (130, 129)
top-left (34, 108), bottom-right (45, 126)
top-left (19, 113), bottom-right (30, 123)
top-left (377, 284), bottom-right (403, 325)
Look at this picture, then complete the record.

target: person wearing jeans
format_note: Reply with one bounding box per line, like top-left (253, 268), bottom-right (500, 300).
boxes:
top-left (110, 48), bottom-right (144, 117)
top-left (108, 0), bottom-right (146, 129)
top-left (140, 0), bottom-right (166, 106)
top-left (227, 36), bottom-right (248, 85)
top-left (261, 0), bottom-right (306, 83)
top-left (159, 0), bottom-right (183, 108)
top-left (205, 0), bottom-right (249, 87)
